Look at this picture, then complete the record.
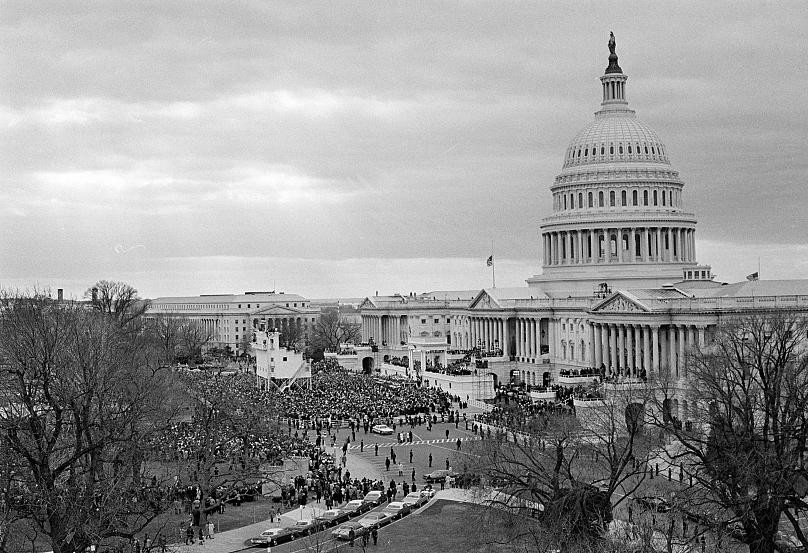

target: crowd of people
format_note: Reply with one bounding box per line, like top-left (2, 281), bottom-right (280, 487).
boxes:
top-left (475, 394), bottom-right (573, 434)
top-left (279, 366), bottom-right (454, 421)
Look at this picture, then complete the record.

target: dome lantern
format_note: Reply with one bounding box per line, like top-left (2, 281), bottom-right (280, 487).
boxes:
top-left (599, 32), bottom-right (629, 112)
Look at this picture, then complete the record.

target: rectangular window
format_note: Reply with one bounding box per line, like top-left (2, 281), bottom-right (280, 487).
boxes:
top-left (434, 318), bottom-right (439, 324)
top-left (421, 318), bottom-right (426, 324)
top-left (283, 356), bottom-right (288, 361)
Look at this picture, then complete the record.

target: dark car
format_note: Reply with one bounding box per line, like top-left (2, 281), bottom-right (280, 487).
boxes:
top-left (423, 469), bottom-right (458, 483)
top-left (332, 521), bottom-right (368, 541)
top-left (633, 496), bottom-right (671, 513)
top-left (315, 509), bottom-right (351, 528)
top-left (289, 519), bottom-right (317, 537)
top-left (249, 527), bottom-right (295, 547)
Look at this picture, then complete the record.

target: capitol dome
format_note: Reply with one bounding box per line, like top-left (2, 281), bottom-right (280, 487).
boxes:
top-left (532, 33), bottom-right (699, 296)
top-left (562, 113), bottom-right (670, 169)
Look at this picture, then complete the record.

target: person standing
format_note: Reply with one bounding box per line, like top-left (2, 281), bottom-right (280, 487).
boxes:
top-left (375, 443), bottom-right (379, 456)
top-left (428, 452), bottom-right (432, 468)
top-left (409, 449), bottom-right (413, 463)
top-left (385, 457), bottom-right (390, 471)
top-left (445, 457), bottom-right (450, 470)
top-left (411, 467), bottom-right (416, 482)
top-left (372, 527), bottom-right (378, 545)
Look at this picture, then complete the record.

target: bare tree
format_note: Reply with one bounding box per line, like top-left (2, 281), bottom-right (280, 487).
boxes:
top-left (172, 369), bottom-right (283, 533)
top-left (646, 313), bottom-right (808, 553)
top-left (310, 308), bottom-right (360, 357)
top-left (468, 386), bottom-right (653, 549)
top-left (0, 291), bottom-right (176, 553)
top-left (84, 280), bottom-right (149, 327)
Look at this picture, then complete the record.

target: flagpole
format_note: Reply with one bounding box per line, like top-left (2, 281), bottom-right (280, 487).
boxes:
top-left (491, 240), bottom-right (496, 289)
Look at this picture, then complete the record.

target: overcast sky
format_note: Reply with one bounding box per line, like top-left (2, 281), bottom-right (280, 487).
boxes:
top-left (2, 1), bottom-right (807, 300)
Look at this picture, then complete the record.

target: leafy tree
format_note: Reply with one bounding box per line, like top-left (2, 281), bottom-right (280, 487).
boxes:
top-left (0, 291), bottom-right (176, 553)
top-left (648, 314), bottom-right (808, 553)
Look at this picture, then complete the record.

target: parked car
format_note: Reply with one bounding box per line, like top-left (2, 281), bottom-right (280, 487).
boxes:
top-left (362, 490), bottom-right (385, 506)
top-left (382, 501), bottom-right (411, 520)
top-left (632, 496), bottom-right (671, 513)
top-left (371, 424), bottom-right (394, 435)
top-left (249, 527), bottom-right (294, 547)
top-left (332, 521), bottom-right (368, 541)
top-left (358, 511), bottom-right (391, 529)
top-left (315, 509), bottom-right (351, 528)
top-left (341, 499), bottom-right (372, 517)
top-left (402, 491), bottom-right (429, 509)
top-left (290, 519), bottom-right (317, 537)
top-left (423, 469), bottom-right (458, 483)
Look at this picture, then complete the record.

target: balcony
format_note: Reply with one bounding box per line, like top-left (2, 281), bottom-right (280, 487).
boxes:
top-left (558, 374), bottom-right (598, 385)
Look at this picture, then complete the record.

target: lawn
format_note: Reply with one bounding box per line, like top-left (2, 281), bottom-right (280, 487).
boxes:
top-left (373, 499), bottom-right (532, 553)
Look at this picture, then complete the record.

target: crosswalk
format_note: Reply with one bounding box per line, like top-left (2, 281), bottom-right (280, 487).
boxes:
top-left (347, 436), bottom-right (482, 450)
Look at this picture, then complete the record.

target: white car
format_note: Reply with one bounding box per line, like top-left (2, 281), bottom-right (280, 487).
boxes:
top-left (403, 491), bottom-right (429, 508)
top-left (382, 501), bottom-right (411, 519)
top-left (371, 424), bottom-right (394, 435)
top-left (358, 511), bottom-right (390, 528)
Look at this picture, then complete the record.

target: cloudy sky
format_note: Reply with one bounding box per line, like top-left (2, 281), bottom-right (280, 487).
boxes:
top-left (2, 1), bottom-right (807, 300)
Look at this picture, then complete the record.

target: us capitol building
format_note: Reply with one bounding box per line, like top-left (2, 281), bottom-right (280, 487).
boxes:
top-left (349, 36), bottom-right (808, 424)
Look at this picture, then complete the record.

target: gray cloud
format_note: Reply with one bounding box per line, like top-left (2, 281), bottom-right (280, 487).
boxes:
top-left (2, 1), bottom-right (807, 297)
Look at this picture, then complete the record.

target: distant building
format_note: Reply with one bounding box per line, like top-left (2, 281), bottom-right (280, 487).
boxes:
top-left (146, 291), bottom-right (319, 355)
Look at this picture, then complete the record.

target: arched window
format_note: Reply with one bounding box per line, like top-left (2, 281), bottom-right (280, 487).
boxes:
top-left (563, 195), bottom-right (567, 209)
top-left (610, 145), bottom-right (614, 155)
top-left (598, 234), bottom-right (605, 257)
top-left (621, 190), bottom-right (627, 206)
top-left (651, 146), bottom-right (656, 155)
top-left (569, 344), bottom-right (575, 360)
top-left (644, 190), bottom-right (649, 205)
top-left (584, 148), bottom-right (588, 157)
top-left (610, 190), bottom-right (615, 206)
top-left (662, 190), bottom-right (666, 206)
top-left (622, 233), bottom-right (629, 252)
top-left (628, 144), bottom-right (632, 154)
top-left (588, 191), bottom-right (593, 207)
top-left (619, 144), bottom-right (624, 154)
top-left (578, 192), bottom-right (583, 209)
top-left (632, 190), bottom-right (638, 205)
top-left (610, 234), bottom-right (617, 256)
top-left (644, 145), bottom-right (649, 154)
top-left (653, 190), bottom-right (658, 206)
top-left (600, 146), bottom-right (605, 155)
top-left (599, 191), bottom-right (604, 207)
top-left (635, 234), bottom-right (642, 257)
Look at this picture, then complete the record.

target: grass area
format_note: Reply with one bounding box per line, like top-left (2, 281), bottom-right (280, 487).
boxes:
top-left (374, 500), bottom-right (530, 553)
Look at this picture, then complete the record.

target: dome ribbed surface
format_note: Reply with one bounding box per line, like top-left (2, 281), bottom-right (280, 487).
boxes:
top-left (562, 112), bottom-right (670, 169)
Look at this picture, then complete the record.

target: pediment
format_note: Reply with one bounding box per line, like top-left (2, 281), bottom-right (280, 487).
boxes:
top-left (469, 289), bottom-right (501, 310)
top-left (358, 298), bottom-right (376, 310)
top-left (593, 293), bottom-right (648, 313)
top-left (253, 305), bottom-right (304, 316)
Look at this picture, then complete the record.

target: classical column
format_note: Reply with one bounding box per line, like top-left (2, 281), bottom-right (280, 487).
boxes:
top-left (617, 228), bottom-right (624, 263)
top-left (655, 228), bottom-right (662, 261)
top-left (601, 324), bottom-right (609, 370)
top-left (630, 228), bottom-right (636, 263)
top-left (642, 326), bottom-right (651, 376)
top-left (594, 323), bottom-right (602, 368)
top-left (678, 325), bottom-right (686, 378)
top-left (697, 325), bottom-right (706, 349)
top-left (589, 323), bottom-right (596, 366)
top-left (532, 319), bottom-right (538, 358)
top-left (502, 318), bottom-right (509, 357)
top-left (666, 228), bottom-right (673, 262)
top-left (576, 231), bottom-right (583, 264)
top-left (617, 325), bottom-right (626, 373)
top-left (515, 318), bottom-right (521, 358)
top-left (668, 325), bottom-right (677, 376)
top-left (609, 325), bottom-right (617, 375)
top-left (588, 230), bottom-right (595, 263)
top-left (651, 326), bottom-right (660, 374)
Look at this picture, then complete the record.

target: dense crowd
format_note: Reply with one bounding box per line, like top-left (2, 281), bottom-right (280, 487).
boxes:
top-left (279, 366), bottom-right (453, 421)
top-left (475, 394), bottom-right (573, 434)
